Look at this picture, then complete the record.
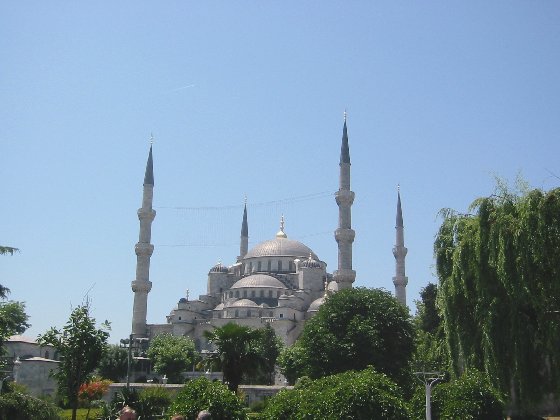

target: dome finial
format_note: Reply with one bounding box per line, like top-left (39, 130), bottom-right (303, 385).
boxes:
top-left (276, 215), bottom-right (287, 238)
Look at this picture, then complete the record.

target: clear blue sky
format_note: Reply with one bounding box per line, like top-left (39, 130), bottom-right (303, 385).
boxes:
top-left (2, 2), bottom-right (559, 343)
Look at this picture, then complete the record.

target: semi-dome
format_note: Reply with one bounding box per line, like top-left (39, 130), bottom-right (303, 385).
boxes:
top-left (307, 296), bottom-right (326, 312)
top-left (231, 274), bottom-right (287, 289)
top-left (213, 303), bottom-right (224, 310)
top-left (229, 299), bottom-right (258, 308)
top-left (244, 237), bottom-right (318, 260)
top-left (300, 255), bottom-right (322, 269)
top-left (210, 262), bottom-right (229, 273)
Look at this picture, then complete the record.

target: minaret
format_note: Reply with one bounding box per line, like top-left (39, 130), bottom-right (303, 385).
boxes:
top-left (333, 114), bottom-right (356, 289)
top-left (131, 145), bottom-right (155, 337)
top-left (239, 200), bottom-right (249, 260)
top-left (392, 187), bottom-right (408, 306)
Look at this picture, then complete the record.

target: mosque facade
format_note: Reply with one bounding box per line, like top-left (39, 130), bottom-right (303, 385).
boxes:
top-left (130, 118), bottom-right (408, 348)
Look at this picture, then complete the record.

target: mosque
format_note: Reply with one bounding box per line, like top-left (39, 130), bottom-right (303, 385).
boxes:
top-left (130, 118), bottom-right (409, 348)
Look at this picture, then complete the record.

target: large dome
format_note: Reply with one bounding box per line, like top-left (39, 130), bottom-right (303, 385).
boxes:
top-left (231, 274), bottom-right (287, 289)
top-left (244, 237), bottom-right (318, 260)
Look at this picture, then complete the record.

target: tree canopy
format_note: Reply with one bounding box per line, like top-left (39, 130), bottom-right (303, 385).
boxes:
top-left (279, 287), bottom-right (414, 385)
top-left (0, 285), bottom-right (30, 366)
top-left (97, 344), bottom-right (129, 382)
top-left (203, 322), bottom-right (281, 391)
top-left (146, 333), bottom-right (198, 383)
top-left (39, 303), bottom-right (110, 420)
top-left (434, 185), bottom-right (560, 411)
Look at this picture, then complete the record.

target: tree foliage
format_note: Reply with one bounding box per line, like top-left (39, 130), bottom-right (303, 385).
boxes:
top-left (413, 283), bottom-right (449, 373)
top-left (260, 367), bottom-right (409, 420)
top-left (434, 185), bottom-right (560, 410)
top-left (0, 246), bottom-right (18, 256)
top-left (168, 377), bottom-right (247, 420)
top-left (147, 333), bottom-right (198, 383)
top-left (38, 303), bottom-right (110, 420)
top-left (204, 322), bottom-right (281, 391)
top-left (96, 344), bottom-right (129, 382)
top-left (0, 391), bottom-right (60, 420)
top-left (0, 285), bottom-right (30, 368)
top-left (279, 287), bottom-right (414, 386)
top-left (410, 369), bottom-right (504, 420)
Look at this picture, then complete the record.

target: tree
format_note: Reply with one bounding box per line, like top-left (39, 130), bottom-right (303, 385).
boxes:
top-left (168, 377), bottom-right (247, 420)
top-left (38, 303), bottom-right (110, 420)
top-left (97, 344), bottom-right (129, 382)
top-left (0, 246), bottom-right (18, 256)
top-left (146, 333), bottom-right (198, 383)
top-left (412, 283), bottom-right (449, 373)
top-left (261, 367), bottom-right (409, 420)
top-left (0, 286), bottom-right (30, 366)
top-left (434, 184), bottom-right (560, 412)
top-left (203, 323), bottom-right (261, 392)
top-left (279, 287), bottom-right (414, 386)
top-left (0, 390), bottom-right (60, 420)
top-left (247, 323), bottom-right (283, 385)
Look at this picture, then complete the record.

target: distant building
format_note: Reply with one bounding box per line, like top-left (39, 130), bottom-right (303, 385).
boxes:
top-left (129, 117), bottom-right (409, 350)
top-left (4, 335), bottom-right (59, 397)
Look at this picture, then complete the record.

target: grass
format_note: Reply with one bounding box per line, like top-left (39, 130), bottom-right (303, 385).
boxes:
top-left (59, 408), bottom-right (102, 420)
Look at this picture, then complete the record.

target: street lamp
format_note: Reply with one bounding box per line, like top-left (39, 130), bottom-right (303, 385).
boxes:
top-left (120, 335), bottom-right (150, 389)
top-left (414, 371), bottom-right (445, 420)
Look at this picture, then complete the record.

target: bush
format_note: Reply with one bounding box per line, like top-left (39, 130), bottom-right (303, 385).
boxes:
top-left (169, 377), bottom-right (247, 420)
top-left (0, 391), bottom-right (60, 420)
top-left (409, 369), bottom-right (504, 420)
top-left (260, 368), bottom-right (409, 420)
top-left (138, 386), bottom-right (173, 419)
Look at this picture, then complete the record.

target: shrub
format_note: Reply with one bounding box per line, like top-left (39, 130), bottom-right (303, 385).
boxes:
top-left (169, 377), bottom-right (247, 420)
top-left (260, 368), bottom-right (409, 420)
top-left (0, 391), bottom-right (60, 420)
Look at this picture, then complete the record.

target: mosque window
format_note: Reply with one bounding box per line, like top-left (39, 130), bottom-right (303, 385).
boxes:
top-left (251, 290), bottom-right (255, 298)
top-left (235, 310), bottom-right (239, 317)
top-left (277, 291), bottom-right (281, 298)
top-left (269, 311), bottom-right (273, 317)
top-left (267, 260), bottom-right (271, 271)
top-left (257, 261), bottom-right (262, 271)
top-left (229, 291), bottom-right (233, 298)
top-left (45, 350), bottom-right (49, 359)
top-left (279, 313), bottom-right (284, 319)
top-left (247, 309), bottom-right (251, 317)
top-left (260, 290), bottom-right (264, 298)
top-left (289, 261), bottom-right (295, 271)
top-left (278, 260), bottom-right (282, 271)
top-left (178, 316), bottom-right (182, 320)
top-left (235, 291), bottom-right (239, 298)
top-left (248, 262), bottom-right (253, 272)
top-left (243, 290), bottom-right (247, 298)
top-left (269, 290), bottom-right (272, 298)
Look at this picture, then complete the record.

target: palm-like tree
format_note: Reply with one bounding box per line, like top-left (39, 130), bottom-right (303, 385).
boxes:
top-left (0, 246), bottom-right (18, 256)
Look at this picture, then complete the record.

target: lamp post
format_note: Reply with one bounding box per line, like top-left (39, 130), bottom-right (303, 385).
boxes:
top-left (414, 371), bottom-right (445, 420)
top-left (120, 335), bottom-right (150, 390)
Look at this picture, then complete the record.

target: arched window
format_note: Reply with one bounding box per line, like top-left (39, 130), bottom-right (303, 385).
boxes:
top-left (45, 350), bottom-right (50, 359)
top-left (235, 291), bottom-right (239, 298)
top-left (257, 261), bottom-right (262, 271)
top-left (278, 260), bottom-right (282, 272)
top-left (247, 309), bottom-right (251, 317)
top-left (243, 290), bottom-right (247, 298)
top-left (251, 290), bottom-right (256, 298)
top-left (260, 290), bottom-right (264, 298)
top-left (267, 260), bottom-right (272, 271)
top-left (235, 310), bottom-right (239, 317)
top-left (268, 290), bottom-right (273, 298)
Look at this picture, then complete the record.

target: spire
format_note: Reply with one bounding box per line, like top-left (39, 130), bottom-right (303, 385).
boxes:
top-left (396, 185), bottom-right (403, 228)
top-left (144, 145), bottom-right (154, 186)
top-left (241, 202), bottom-right (248, 237)
top-left (340, 117), bottom-right (350, 165)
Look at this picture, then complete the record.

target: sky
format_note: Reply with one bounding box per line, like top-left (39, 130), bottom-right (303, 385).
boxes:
top-left (2, 2), bottom-right (559, 344)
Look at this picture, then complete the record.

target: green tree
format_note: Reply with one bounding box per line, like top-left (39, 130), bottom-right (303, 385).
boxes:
top-left (0, 286), bottom-right (30, 367)
top-left (203, 323), bottom-right (261, 392)
top-left (434, 185), bottom-right (560, 412)
top-left (261, 367), bottom-right (409, 420)
top-left (0, 246), bottom-right (18, 256)
top-left (279, 287), bottom-right (414, 386)
top-left (97, 344), bottom-right (129, 382)
top-left (0, 390), bottom-right (60, 420)
top-left (146, 333), bottom-right (198, 383)
top-left (247, 323), bottom-right (283, 385)
top-left (413, 283), bottom-right (449, 373)
top-left (168, 377), bottom-right (247, 420)
top-left (38, 303), bottom-right (110, 420)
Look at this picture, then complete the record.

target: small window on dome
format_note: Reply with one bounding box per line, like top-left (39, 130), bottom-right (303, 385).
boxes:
top-left (251, 290), bottom-right (255, 298)
top-left (247, 309), bottom-right (251, 317)
top-left (243, 290), bottom-right (247, 298)
top-left (235, 310), bottom-right (239, 317)
top-left (260, 290), bottom-right (264, 298)
top-left (269, 290), bottom-right (272, 298)
top-left (278, 260), bottom-right (282, 272)
top-left (235, 291), bottom-right (239, 298)
top-left (279, 313), bottom-right (284, 319)
top-left (257, 261), bottom-right (262, 271)
top-left (267, 260), bottom-right (271, 271)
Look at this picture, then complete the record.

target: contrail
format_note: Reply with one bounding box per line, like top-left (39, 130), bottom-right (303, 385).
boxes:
top-left (169, 84), bottom-right (195, 92)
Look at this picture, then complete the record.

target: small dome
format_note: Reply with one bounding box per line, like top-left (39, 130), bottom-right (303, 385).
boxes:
top-left (308, 296), bottom-right (326, 312)
top-left (210, 262), bottom-right (229, 273)
top-left (178, 298), bottom-right (187, 303)
top-left (300, 254), bottom-right (321, 269)
top-left (231, 274), bottom-right (287, 289)
top-left (213, 303), bottom-right (224, 310)
top-left (230, 299), bottom-right (259, 308)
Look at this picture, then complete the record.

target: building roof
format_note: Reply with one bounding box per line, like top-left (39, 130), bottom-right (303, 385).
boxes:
top-left (7, 335), bottom-right (37, 344)
top-left (229, 299), bottom-right (259, 308)
top-left (231, 274), bottom-right (287, 289)
top-left (244, 237), bottom-right (318, 260)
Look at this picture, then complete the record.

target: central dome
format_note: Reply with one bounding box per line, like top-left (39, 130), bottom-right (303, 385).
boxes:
top-left (244, 237), bottom-right (318, 260)
top-left (231, 274), bottom-right (287, 289)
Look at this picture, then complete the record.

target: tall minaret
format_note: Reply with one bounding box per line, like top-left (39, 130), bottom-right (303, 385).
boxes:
top-left (131, 145), bottom-right (155, 337)
top-left (239, 200), bottom-right (249, 260)
top-left (392, 187), bottom-right (408, 306)
top-left (333, 113), bottom-right (356, 289)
